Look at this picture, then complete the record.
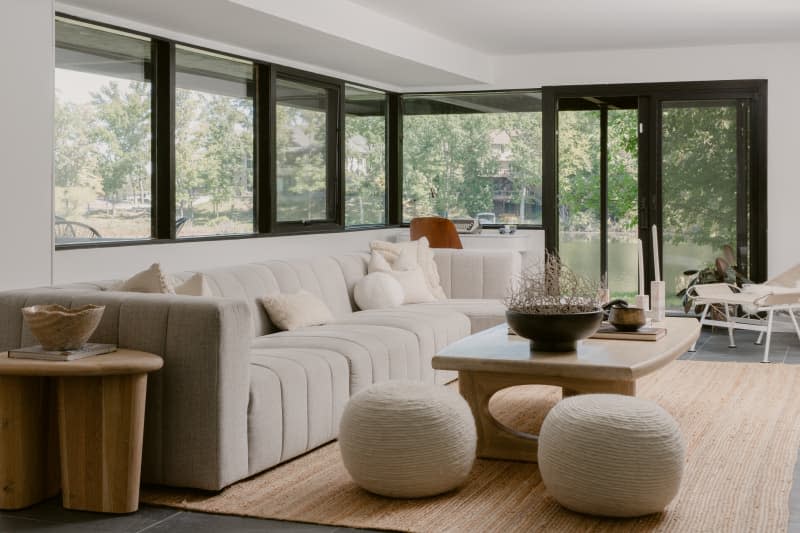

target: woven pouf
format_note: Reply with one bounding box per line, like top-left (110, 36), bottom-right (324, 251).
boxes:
top-left (538, 394), bottom-right (685, 517)
top-left (339, 381), bottom-right (477, 498)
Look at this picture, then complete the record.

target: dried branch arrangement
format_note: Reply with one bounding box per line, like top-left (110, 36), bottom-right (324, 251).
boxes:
top-left (505, 251), bottom-right (601, 315)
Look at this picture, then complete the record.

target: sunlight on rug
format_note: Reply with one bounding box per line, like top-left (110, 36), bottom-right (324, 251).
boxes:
top-left (142, 360), bottom-right (800, 532)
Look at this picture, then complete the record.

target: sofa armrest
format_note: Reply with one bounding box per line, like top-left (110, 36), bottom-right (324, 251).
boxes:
top-left (0, 289), bottom-right (253, 490)
top-left (433, 249), bottom-right (522, 299)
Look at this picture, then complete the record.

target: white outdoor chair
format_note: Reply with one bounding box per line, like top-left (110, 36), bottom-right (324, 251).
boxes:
top-left (687, 265), bottom-right (800, 362)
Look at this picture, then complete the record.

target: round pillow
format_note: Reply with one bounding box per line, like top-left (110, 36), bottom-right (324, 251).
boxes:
top-left (354, 272), bottom-right (404, 310)
top-left (538, 394), bottom-right (685, 517)
top-left (339, 381), bottom-right (477, 498)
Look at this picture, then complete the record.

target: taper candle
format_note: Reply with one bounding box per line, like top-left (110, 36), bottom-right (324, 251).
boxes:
top-left (652, 225), bottom-right (661, 282)
top-left (638, 238), bottom-right (645, 295)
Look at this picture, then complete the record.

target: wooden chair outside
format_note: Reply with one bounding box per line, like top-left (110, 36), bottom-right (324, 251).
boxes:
top-left (409, 217), bottom-right (463, 249)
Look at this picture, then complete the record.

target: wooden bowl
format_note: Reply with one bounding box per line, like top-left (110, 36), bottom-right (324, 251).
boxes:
top-left (21, 304), bottom-right (105, 351)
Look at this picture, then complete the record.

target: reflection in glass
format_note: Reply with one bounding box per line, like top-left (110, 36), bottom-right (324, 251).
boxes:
top-left (606, 109), bottom-right (639, 300)
top-left (54, 18), bottom-right (152, 243)
top-left (557, 110), bottom-right (601, 284)
top-left (175, 46), bottom-right (254, 237)
top-left (661, 101), bottom-right (743, 308)
top-left (345, 85), bottom-right (386, 226)
top-left (276, 78), bottom-right (330, 222)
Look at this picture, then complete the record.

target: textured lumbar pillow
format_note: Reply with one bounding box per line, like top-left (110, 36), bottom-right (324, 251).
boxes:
top-left (354, 272), bottom-right (405, 310)
top-left (370, 237), bottom-right (446, 300)
top-left (261, 289), bottom-right (334, 331)
top-left (173, 273), bottom-right (212, 296)
top-left (117, 263), bottom-right (174, 293)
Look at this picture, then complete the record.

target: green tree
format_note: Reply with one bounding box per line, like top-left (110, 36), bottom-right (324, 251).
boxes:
top-left (54, 97), bottom-right (99, 215)
top-left (91, 81), bottom-right (151, 213)
top-left (345, 113), bottom-right (385, 225)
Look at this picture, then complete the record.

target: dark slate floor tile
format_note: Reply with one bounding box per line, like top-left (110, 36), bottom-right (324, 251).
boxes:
top-left (143, 511), bottom-right (340, 533)
top-left (1, 498), bottom-right (179, 532)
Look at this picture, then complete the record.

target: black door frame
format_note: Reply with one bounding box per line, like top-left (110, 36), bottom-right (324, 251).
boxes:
top-left (543, 79), bottom-right (767, 287)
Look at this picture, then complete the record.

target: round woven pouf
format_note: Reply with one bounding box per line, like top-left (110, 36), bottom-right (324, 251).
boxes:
top-left (538, 394), bottom-right (685, 517)
top-left (339, 381), bottom-right (477, 498)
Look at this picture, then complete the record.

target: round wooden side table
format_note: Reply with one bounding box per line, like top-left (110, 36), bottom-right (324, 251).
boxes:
top-left (0, 349), bottom-right (163, 513)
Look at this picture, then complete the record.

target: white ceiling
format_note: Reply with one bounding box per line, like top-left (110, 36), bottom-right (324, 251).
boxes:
top-left (58, 0), bottom-right (800, 90)
top-left (349, 0), bottom-right (800, 54)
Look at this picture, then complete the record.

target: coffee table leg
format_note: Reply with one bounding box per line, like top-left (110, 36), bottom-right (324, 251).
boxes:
top-left (57, 374), bottom-right (148, 513)
top-left (0, 376), bottom-right (60, 509)
top-left (459, 371), bottom-right (539, 462)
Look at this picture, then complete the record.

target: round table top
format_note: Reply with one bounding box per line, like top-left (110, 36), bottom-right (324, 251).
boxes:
top-left (0, 349), bottom-right (163, 377)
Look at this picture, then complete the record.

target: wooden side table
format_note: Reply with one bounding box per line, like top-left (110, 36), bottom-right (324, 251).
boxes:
top-left (0, 349), bottom-right (163, 513)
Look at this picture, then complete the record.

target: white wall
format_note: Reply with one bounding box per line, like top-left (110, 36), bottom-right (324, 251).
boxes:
top-left (486, 43), bottom-right (799, 278)
top-left (54, 228), bottom-right (399, 284)
top-left (0, 0), bottom-right (54, 290)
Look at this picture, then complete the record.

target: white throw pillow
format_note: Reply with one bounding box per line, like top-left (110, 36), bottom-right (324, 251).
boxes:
top-left (173, 273), bottom-right (212, 296)
top-left (370, 237), bottom-right (446, 300)
top-left (368, 250), bottom-right (393, 273)
top-left (117, 263), bottom-right (174, 294)
top-left (354, 272), bottom-right (405, 310)
top-left (392, 269), bottom-right (436, 304)
top-left (261, 290), bottom-right (334, 331)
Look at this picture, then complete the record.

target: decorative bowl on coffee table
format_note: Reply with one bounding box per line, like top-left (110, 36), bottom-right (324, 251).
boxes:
top-left (506, 309), bottom-right (603, 352)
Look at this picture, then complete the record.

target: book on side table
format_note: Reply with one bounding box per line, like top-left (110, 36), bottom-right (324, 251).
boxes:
top-left (590, 324), bottom-right (666, 341)
top-left (9, 343), bottom-right (117, 361)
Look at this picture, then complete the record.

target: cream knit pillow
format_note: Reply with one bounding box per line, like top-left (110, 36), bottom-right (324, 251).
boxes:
top-left (369, 237), bottom-right (446, 300)
top-left (117, 263), bottom-right (174, 294)
top-left (366, 250), bottom-right (435, 304)
top-left (173, 273), bottom-right (212, 296)
top-left (261, 290), bottom-right (334, 331)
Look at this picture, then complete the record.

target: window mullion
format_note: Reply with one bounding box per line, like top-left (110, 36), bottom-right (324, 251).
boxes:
top-left (152, 39), bottom-right (175, 239)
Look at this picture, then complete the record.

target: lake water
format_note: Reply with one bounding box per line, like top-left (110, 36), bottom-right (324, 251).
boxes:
top-left (559, 232), bottom-right (715, 307)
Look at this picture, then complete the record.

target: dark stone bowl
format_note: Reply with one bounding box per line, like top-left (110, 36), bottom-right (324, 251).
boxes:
top-left (506, 309), bottom-right (604, 352)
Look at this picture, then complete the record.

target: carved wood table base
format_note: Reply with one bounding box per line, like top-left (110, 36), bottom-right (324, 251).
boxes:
top-left (433, 318), bottom-right (700, 463)
top-left (0, 350), bottom-right (162, 513)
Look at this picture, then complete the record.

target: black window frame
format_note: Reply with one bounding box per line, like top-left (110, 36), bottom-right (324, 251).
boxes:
top-left (52, 14), bottom-right (768, 285)
top-left (271, 67), bottom-right (343, 234)
top-left (343, 83), bottom-right (390, 229)
top-left (398, 88), bottom-right (546, 230)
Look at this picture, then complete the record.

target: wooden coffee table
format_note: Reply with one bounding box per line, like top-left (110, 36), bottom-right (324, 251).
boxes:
top-left (432, 317), bottom-right (700, 462)
top-left (0, 349), bottom-right (162, 513)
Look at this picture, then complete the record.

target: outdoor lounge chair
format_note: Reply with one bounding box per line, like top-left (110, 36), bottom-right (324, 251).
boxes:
top-left (687, 264), bottom-right (800, 363)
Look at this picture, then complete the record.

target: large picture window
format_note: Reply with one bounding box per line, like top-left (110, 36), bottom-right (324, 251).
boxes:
top-left (345, 85), bottom-right (386, 226)
top-left (175, 46), bottom-right (254, 237)
top-left (275, 75), bottom-right (339, 225)
top-left (54, 17), bottom-right (152, 243)
top-left (402, 91), bottom-right (542, 225)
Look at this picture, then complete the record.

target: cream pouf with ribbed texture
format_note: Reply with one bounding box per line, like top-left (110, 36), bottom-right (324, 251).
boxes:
top-left (538, 394), bottom-right (685, 517)
top-left (339, 381), bottom-right (477, 498)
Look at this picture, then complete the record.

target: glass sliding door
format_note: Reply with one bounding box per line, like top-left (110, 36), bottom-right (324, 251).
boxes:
top-left (557, 107), bottom-right (601, 284)
top-left (557, 97), bottom-right (639, 295)
top-left (660, 100), bottom-right (748, 308)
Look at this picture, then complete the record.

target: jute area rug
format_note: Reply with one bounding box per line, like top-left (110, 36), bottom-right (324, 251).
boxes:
top-left (142, 361), bottom-right (800, 532)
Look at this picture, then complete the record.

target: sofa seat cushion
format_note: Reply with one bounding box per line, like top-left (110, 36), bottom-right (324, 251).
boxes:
top-left (248, 347), bottom-right (350, 474)
top-left (403, 299), bottom-right (507, 334)
top-left (333, 307), bottom-right (470, 358)
top-left (251, 324), bottom-right (425, 394)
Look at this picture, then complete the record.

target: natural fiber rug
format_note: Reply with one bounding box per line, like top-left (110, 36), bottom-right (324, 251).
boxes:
top-left (142, 361), bottom-right (800, 532)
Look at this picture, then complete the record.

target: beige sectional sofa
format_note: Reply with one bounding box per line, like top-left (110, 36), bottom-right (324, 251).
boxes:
top-left (0, 248), bottom-right (519, 491)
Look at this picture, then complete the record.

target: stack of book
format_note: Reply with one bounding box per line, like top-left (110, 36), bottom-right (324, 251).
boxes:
top-left (590, 324), bottom-right (667, 341)
top-left (8, 343), bottom-right (117, 361)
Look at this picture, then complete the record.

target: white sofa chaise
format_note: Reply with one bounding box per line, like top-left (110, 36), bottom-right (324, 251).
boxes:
top-left (0, 248), bottom-right (519, 491)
